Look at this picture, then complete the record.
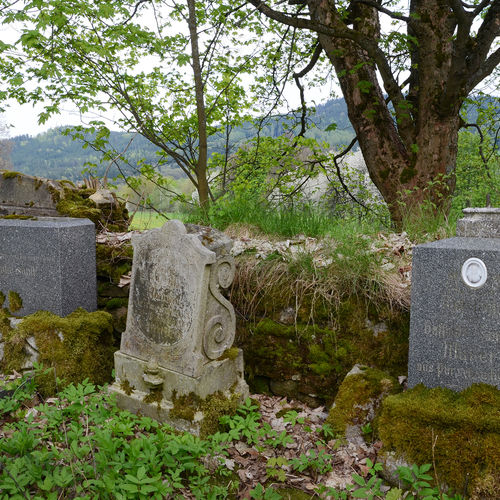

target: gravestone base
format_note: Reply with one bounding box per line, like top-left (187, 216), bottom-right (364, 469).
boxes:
top-left (109, 349), bottom-right (249, 434)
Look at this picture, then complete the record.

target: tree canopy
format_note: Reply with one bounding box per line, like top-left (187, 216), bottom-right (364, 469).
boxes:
top-left (0, 0), bottom-right (498, 225)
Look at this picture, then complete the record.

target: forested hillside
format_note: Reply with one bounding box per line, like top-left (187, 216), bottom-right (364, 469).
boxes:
top-left (9, 98), bottom-right (355, 182)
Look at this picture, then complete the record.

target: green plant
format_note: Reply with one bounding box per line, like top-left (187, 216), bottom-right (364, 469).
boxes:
top-left (361, 422), bottom-right (373, 441)
top-left (266, 456), bottom-right (289, 482)
top-left (282, 409), bottom-right (305, 427)
top-left (249, 483), bottom-right (283, 500)
top-left (346, 458), bottom-right (384, 500)
top-left (289, 449), bottom-right (333, 476)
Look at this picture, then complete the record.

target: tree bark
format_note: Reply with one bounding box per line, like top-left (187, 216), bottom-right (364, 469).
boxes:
top-left (247, 0), bottom-right (500, 227)
top-left (187, 0), bottom-right (210, 213)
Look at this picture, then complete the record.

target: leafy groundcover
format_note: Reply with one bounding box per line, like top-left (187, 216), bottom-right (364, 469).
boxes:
top-left (0, 369), bottom-right (462, 499)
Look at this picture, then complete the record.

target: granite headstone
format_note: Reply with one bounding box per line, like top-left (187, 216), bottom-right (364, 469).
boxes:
top-left (408, 209), bottom-right (500, 391)
top-left (0, 217), bottom-right (97, 316)
top-left (109, 220), bottom-right (248, 433)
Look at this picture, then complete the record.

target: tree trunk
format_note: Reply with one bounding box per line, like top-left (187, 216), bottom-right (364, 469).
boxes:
top-left (187, 0), bottom-right (210, 214)
top-left (304, 0), bottom-right (478, 227)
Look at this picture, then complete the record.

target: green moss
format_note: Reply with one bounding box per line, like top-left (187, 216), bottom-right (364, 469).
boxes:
top-left (56, 186), bottom-right (129, 232)
top-left (8, 291), bottom-right (23, 313)
top-left (0, 291), bottom-right (5, 308)
top-left (120, 379), bottom-right (135, 396)
top-left (143, 387), bottom-right (163, 405)
top-left (56, 194), bottom-right (102, 226)
top-left (199, 391), bottom-right (240, 437)
top-left (0, 215), bottom-right (37, 220)
top-left (169, 390), bottom-right (241, 438)
top-left (170, 391), bottom-right (201, 422)
top-left (0, 308), bottom-right (115, 397)
top-left (217, 347), bottom-right (240, 361)
top-left (378, 384), bottom-right (500, 496)
top-left (104, 297), bottom-right (129, 310)
top-left (96, 242), bottom-right (133, 284)
top-left (326, 367), bottom-right (399, 436)
top-left (1, 171), bottom-right (22, 179)
top-left (400, 167), bottom-right (417, 184)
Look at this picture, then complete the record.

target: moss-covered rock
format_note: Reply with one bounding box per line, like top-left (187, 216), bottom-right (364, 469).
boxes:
top-left (96, 241), bottom-right (133, 284)
top-left (377, 383), bottom-right (500, 498)
top-left (56, 186), bottom-right (129, 232)
top-left (169, 390), bottom-right (241, 438)
top-left (237, 296), bottom-right (408, 404)
top-left (0, 308), bottom-right (115, 396)
top-left (325, 365), bottom-right (400, 438)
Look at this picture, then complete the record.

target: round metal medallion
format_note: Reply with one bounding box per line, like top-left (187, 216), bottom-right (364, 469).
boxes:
top-left (461, 257), bottom-right (487, 288)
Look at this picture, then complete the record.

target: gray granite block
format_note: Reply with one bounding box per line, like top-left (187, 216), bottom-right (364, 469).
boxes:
top-left (456, 207), bottom-right (500, 238)
top-left (0, 217), bottom-right (96, 316)
top-left (408, 237), bottom-right (500, 391)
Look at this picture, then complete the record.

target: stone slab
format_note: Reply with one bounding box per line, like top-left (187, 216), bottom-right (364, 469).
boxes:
top-left (0, 217), bottom-right (97, 316)
top-left (120, 220), bottom-right (236, 378)
top-left (109, 349), bottom-right (249, 435)
top-left (0, 171), bottom-right (69, 216)
top-left (456, 207), bottom-right (500, 238)
top-left (408, 237), bottom-right (500, 391)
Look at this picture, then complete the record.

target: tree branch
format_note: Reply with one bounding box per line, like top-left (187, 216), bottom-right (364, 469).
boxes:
top-left (246, 0), bottom-right (406, 114)
top-left (293, 40), bottom-right (322, 137)
top-left (465, 0), bottom-right (500, 89)
top-left (351, 0), bottom-right (411, 23)
top-left (467, 47), bottom-right (500, 92)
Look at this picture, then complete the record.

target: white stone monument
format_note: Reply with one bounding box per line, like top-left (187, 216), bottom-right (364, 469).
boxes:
top-left (109, 220), bottom-right (248, 433)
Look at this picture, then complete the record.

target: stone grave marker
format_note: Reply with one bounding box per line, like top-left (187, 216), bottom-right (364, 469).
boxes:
top-left (109, 220), bottom-right (249, 433)
top-left (408, 208), bottom-right (500, 391)
top-left (0, 217), bottom-right (97, 316)
top-left (0, 170), bottom-right (68, 216)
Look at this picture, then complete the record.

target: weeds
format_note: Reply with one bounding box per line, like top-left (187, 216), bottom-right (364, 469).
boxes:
top-left (0, 372), bottom-right (464, 499)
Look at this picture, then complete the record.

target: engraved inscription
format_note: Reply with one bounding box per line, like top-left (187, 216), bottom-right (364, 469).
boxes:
top-left (443, 341), bottom-right (493, 365)
top-left (132, 248), bottom-right (194, 346)
top-left (0, 264), bottom-right (37, 277)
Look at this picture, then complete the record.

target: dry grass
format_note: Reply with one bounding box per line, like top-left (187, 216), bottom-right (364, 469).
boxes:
top-left (230, 234), bottom-right (411, 327)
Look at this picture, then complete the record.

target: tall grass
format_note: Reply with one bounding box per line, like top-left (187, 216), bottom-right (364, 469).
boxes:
top-left (188, 196), bottom-right (387, 239)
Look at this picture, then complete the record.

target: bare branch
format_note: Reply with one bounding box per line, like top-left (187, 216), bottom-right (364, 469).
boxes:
top-left (293, 41), bottom-right (322, 137)
top-left (351, 0), bottom-right (411, 23)
top-left (467, 47), bottom-right (500, 92)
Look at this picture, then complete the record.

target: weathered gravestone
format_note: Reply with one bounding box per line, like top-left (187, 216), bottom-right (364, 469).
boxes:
top-left (0, 170), bottom-right (67, 216)
top-left (109, 220), bottom-right (249, 433)
top-left (0, 217), bottom-right (97, 316)
top-left (408, 208), bottom-right (500, 391)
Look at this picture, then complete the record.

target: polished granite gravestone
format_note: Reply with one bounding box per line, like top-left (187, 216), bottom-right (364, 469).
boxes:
top-left (109, 220), bottom-right (249, 433)
top-left (408, 209), bottom-right (500, 391)
top-left (0, 217), bottom-right (97, 316)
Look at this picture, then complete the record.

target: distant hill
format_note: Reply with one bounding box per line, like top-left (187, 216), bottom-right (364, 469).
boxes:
top-left (8, 98), bottom-right (356, 182)
top-left (7, 94), bottom-right (498, 183)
